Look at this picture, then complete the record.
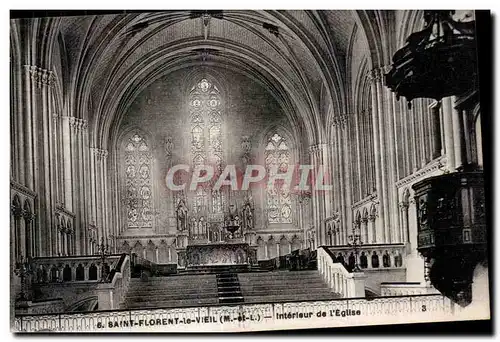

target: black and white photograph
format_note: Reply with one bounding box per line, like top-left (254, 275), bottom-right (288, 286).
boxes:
top-left (8, 9), bottom-right (492, 333)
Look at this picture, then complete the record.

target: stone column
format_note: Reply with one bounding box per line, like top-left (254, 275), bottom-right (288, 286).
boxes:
top-left (441, 97), bottom-right (456, 169)
top-left (22, 66), bottom-right (34, 190)
top-left (61, 117), bottom-right (74, 213)
top-left (69, 118), bottom-right (88, 255)
top-left (450, 96), bottom-right (465, 170)
top-left (362, 217), bottom-right (369, 244)
top-left (339, 115), bottom-right (353, 245)
top-left (368, 70), bottom-right (385, 242)
top-left (400, 202), bottom-right (410, 245)
top-left (24, 66), bottom-right (56, 256)
top-left (369, 213), bottom-right (377, 244)
top-left (375, 67), bottom-right (391, 243)
top-left (329, 127), bottom-right (342, 240)
top-left (309, 143), bottom-right (330, 247)
top-left (92, 148), bottom-right (109, 240)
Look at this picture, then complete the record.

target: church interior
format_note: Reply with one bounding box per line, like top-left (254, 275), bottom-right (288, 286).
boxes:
top-left (10, 10), bottom-right (488, 316)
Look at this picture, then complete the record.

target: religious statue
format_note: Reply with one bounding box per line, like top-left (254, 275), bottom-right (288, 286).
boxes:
top-left (198, 216), bottom-right (207, 238)
top-left (418, 196), bottom-right (428, 227)
top-left (224, 204), bottom-right (241, 238)
top-left (242, 195), bottom-right (254, 231)
top-left (176, 199), bottom-right (188, 232)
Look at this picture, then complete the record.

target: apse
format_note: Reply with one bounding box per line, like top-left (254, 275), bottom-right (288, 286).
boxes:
top-left (114, 66), bottom-right (297, 237)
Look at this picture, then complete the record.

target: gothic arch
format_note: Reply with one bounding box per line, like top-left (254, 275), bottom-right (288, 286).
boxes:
top-left (279, 235), bottom-right (289, 256)
top-left (120, 241), bottom-right (131, 254)
top-left (132, 241), bottom-right (144, 257)
top-left (146, 240), bottom-right (156, 261)
top-left (291, 235), bottom-right (301, 251)
top-left (256, 236), bottom-right (265, 260)
top-left (267, 235), bottom-right (278, 259)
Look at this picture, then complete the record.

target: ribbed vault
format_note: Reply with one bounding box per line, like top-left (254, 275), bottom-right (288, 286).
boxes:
top-left (12, 10), bottom-right (393, 150)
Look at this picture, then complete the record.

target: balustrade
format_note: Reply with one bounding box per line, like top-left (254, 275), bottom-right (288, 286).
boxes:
top-left (317, 247), bottom-right (366, 298)
top-left (380, 282), bottom-right (439, 296)
top-left (31, 254), bottom-right (123, 283)
top-left (325, 243), bottom-right (405, 271)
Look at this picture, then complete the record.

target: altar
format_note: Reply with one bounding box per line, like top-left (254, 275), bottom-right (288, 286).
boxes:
top-left (186, 242), bottom-right (253, 267)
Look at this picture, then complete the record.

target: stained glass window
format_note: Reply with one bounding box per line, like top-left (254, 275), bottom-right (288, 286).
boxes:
top-left (265, 133), bottom-right (292, 223)
top-left (124, 132), bottom-right (153, 228)
top-left (188, 78), bottom-right (225, 213)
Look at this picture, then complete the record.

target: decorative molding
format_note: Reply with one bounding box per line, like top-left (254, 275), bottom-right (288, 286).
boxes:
top-left (395, 156), bottom-right (448, 188)
top-left (24, 65), bottom-right (54, 87)
top-left (10, 180), bottom-right (37, 199)
top-left (55, 205), bottom-right (76, 218)
top-left (254, 229), bottom-right (302, 235)
top-left (325, 211), bottom-right (341, 224)
top-left (115, 234), bottom-right (178, 240)
top-left (352, 193), bottom-right (378, 210)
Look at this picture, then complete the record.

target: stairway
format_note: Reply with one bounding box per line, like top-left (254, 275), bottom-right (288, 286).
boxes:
top-left (238, 270), bottom-right (341, 303)
top-left (121, 269), bottom-right (340, 310)
top-left (216, 273), bottom-right (244, 304)
top-left (121, 274), bottom-right (219, 309)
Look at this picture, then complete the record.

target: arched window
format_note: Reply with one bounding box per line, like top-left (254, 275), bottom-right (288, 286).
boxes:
top-left (188, 78), bottom-right (225, 213)
top-left (265, 133), bottom-right (292, 223)
top-left (123, 132), bottom-right (153, 228)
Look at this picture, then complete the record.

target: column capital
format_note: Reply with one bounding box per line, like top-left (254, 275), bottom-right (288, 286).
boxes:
top-left (399, 201), bottom-right (410, 209)
top-left (91, 147), bottom-right (108, 159)
top-left (68, 117), bottom-right (88, 131)
top-left (308, 143), bottom-right (328, 155)
top-left (24, 65), bottom-right (54, 87)
top-left (333, 114), bottom-right (348, 128)
top-left (367, 67), bottom-right (385, 83)
top-left (11, 204), bottom-right (23, 219)
top-left (22, 210), bottom-right (36, 222)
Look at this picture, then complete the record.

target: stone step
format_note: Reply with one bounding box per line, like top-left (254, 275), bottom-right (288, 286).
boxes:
top-left (123, 298), bottom-right (219, 309)
top-left (242, 293), bottom-right (341, 303)
top-left (238, 280), bottom-right (325, 287)
top-left (128, 283), bottom-right (217, 290)
top-left (126, 289), bottom-right (218, 297)
top-left (238, 274), bottom-right (323, 280)
top-left (239, 270), bottom-right (320, 276)
top-left (130, 277), bottom-right (216, 283)
top-left (240, 288), bottom-right (334, 296)
top-left (125, 293), bottom-right (218, 301)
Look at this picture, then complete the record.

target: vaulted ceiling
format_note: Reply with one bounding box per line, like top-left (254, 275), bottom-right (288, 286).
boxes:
top-left (12, 10), bottom-right (402, 148)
